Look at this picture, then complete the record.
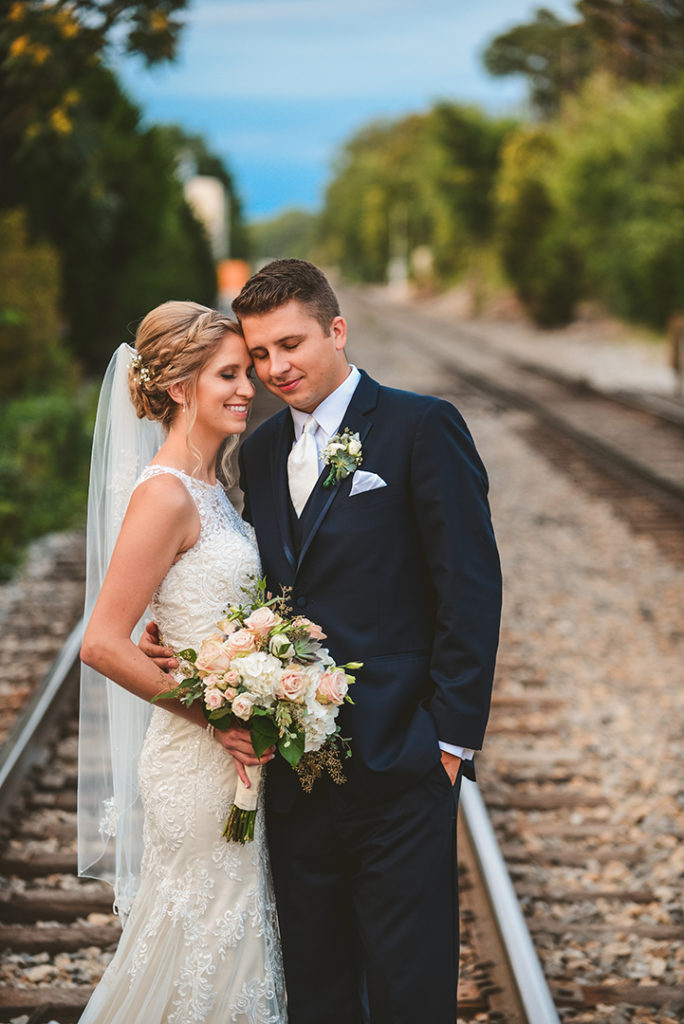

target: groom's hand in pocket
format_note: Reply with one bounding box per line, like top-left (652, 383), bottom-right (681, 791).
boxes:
top-left (440, 751), bottom-right (462, 786)
top-left (139, 621), bottom-right (179, 671)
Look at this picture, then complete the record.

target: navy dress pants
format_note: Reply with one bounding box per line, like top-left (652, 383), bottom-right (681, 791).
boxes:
top-left (266, 763), bottom-right (462, 1024)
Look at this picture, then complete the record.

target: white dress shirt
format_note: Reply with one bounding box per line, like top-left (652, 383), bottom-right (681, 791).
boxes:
top-left (289, 365), bottom-right (474, 764)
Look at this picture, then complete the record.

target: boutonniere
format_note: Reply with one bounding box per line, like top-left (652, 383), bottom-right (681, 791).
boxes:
top-left (321, 428), bottom-right (363, 487)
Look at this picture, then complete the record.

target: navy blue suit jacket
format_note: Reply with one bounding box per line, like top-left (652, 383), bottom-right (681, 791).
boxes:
top-left (238, 370), bottom-right (501, 808)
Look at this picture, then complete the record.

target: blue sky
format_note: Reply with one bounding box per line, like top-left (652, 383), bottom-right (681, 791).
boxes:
top-left (118, 0), bottom-right (576, 220)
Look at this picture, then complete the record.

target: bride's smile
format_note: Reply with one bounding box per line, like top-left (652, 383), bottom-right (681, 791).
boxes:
top-left (189, 333), bottom-right (255, 439)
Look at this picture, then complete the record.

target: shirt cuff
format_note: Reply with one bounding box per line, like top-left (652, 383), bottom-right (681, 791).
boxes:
top-left (439, 741), bottom-right (475, 760)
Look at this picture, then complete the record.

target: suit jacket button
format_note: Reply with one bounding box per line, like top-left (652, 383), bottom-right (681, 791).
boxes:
top-left (296, 597), bottom-right (307, 608)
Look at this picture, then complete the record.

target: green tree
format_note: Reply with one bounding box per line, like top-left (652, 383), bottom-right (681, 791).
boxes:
top-left (0, 207), bottom-right (72, 397)
top-left (319, 105), bottom-right (512, 286)
top-left (250, 208), bottom-right (320, 262)
top-left (496, 127), bottom-right (582, 325)
top-left (484, 2), bottom-right (684, 116)
top-left (578, 0), bottom-right (684, 85)
top-left (1, 0), bottom-right (188, 163)
top-left (483, 8), bottom-right (592, 117)
top-left (5, 63), bottom-right (217, 369)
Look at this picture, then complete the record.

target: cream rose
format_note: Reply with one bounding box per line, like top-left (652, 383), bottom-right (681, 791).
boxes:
top-left (348, 436), bottom-right (362, 456)
top-left (269, 633), bottom-right (294, 659)
top-left (226, 628), bottom-right (257, 657)
top-left (316, 669), bottom-right (348, 706)
top-left (196, 638), bottom-right (231, 675)
top-left (232, 693), bottom-right (255, 720)
top-left (204, 687), bottom-right (225, 711)
top-left (276, 668), bottom-right (308, 703)
top-left (244, 606), bottom-right (279, 638)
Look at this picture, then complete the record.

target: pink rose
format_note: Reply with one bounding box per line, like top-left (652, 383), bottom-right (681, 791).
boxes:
top-left (232, 693), bottom-right (254, 720)
top-left (244, 607), bottom-right (279, 638)
top-left (226, 629), bottom-right (257, 656)
top-left (275, 668), bottom-right (308, 703)
top-left (196, 638), bottom-right (231, 675)
top-left (204, 687), bottom-right (225, 711)
top-left (224, 670), bottom-right (240, 687)
top-left (224, 686), bottom-right (238, 700)
top-left (316, 669), bottom-right (348, 706)
top-left (295, 616), bottom-right (326, 640)
top-left (204, 673), bottom-right (222, 689)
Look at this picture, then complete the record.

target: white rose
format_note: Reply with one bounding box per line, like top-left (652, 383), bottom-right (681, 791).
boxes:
top-left (269, 633), bottom-right (294, 659)
top-left (348, 436), bottom-right (362, 456)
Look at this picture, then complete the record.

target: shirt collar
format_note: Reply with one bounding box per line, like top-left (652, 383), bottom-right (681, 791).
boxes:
top-left (290, 365), bottom-right (361, 440)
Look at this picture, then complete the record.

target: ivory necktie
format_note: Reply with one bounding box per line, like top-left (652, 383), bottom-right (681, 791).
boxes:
top-left (287, 415), bottom-right (320, 516)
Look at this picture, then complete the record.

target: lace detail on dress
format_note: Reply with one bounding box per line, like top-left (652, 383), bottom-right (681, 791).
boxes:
top-left (78, 466), bottom-right (286, 1024)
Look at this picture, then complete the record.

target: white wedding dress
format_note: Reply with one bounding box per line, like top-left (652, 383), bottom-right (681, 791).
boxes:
top-left (79, 466), bottom-right (287, 1024)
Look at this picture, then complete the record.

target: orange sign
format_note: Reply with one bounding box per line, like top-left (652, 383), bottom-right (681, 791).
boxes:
top-left (218, 259), bottom-right (251, 294)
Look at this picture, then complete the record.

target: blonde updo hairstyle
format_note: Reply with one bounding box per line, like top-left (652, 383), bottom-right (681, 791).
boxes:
top-left (128, 300), bottom-right (245, 483)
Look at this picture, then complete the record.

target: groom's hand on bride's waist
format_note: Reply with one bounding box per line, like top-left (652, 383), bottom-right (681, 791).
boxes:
top-left (139, 621), bottom-right (179, 671)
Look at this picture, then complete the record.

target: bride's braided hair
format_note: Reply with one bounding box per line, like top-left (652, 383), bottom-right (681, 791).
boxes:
top-left (128, 301), bottom-right (242, 428)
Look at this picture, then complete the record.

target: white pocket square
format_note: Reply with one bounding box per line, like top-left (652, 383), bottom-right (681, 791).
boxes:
top-left (350, 470), bottom-right (387, 496)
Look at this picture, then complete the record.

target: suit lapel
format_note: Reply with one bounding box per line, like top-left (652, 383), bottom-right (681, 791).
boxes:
top-left (270, 411), bottom-right (297, 575)
top-left (296, 371), bottom-right (379, 573)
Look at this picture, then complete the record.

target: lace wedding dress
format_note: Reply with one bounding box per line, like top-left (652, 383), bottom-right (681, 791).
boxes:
top-left (79, 466), bottom-right (287, 1024)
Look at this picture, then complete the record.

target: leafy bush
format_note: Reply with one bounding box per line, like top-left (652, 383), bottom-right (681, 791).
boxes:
top-left (0, 392), bottom-right (93, 579)
top-left (0, 208), bottom-right (75, 398)
top-left (496, 128), bottom-right (582, 326)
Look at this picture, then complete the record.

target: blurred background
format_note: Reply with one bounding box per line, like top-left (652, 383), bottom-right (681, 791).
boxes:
top-left (3, 0), bottom-right (684, 578)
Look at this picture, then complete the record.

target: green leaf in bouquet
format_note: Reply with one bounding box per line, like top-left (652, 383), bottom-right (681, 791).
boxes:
top-left (250, 715), bottom-right (279, 758)
top-left (278, 729), bottom-right (305, 767)
top-left (207, 706), bottom-right (235, 726)
top-left (176, 648), bottom-right (197, 663)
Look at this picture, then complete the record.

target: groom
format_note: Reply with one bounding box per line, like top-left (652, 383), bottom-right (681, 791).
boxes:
top-left (231, 260), bottom-right (501, 1024)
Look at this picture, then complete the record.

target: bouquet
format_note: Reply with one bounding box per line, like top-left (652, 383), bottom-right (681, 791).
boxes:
top-left (153, 578), bottom-right (359, 842)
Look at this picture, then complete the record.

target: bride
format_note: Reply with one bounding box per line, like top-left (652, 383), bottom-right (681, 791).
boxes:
top-left (77, 301), bottom-right (286, 1023)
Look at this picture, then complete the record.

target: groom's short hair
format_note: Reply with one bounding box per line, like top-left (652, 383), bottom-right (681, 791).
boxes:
top-left (232, 259), bottom-right (341, 333)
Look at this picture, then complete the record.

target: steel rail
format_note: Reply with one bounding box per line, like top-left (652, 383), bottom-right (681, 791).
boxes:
top-left (0, 617), bottom-right (83, 821)
top-left (460, 777), bottom-right (562, 1024)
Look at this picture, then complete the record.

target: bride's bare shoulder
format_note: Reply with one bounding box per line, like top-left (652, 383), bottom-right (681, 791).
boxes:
top-left (126, 471), bottom-right (197, 524)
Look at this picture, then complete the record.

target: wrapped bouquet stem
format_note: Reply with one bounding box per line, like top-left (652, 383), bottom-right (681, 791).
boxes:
top-left (154, 577), bottom-right (359, 843)
top-left (224, 763), bottom-right (261, 843)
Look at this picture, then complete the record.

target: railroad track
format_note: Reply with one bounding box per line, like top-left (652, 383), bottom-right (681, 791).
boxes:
top-left (0, 619), bottom-right (556, 1024)
top-left (2, 294), bottom-right (683, 1022)
top-left (347, 289), bottom-right (684, 568)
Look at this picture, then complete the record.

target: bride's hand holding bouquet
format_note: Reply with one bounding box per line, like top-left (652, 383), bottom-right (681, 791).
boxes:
top-left (153, 576), bottom-right (360, 842)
